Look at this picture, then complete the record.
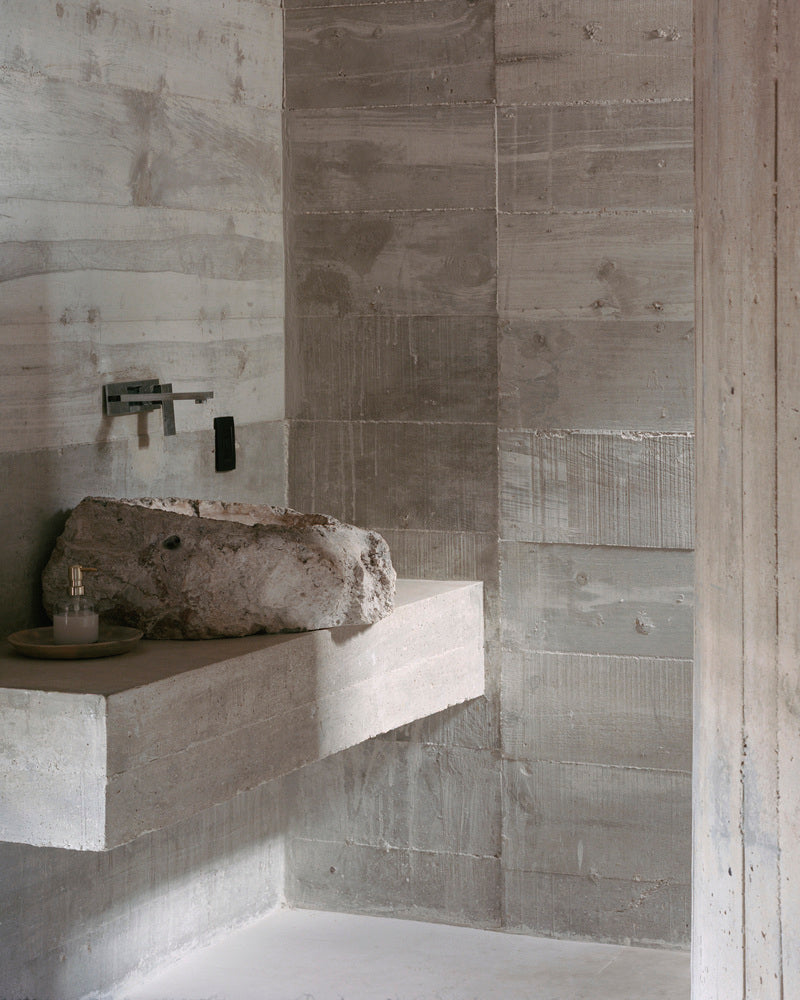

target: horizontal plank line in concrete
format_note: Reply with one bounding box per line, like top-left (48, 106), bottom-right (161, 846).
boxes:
top-left (289, 418), bottom-right (498, 427)
top-left (501, 758), bottom-right (691, 776)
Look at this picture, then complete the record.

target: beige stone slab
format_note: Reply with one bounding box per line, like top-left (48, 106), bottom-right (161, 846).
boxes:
top-left (500, 430), bottom-right (694, 548)
top-left (0, 75), bottom-right (282, 212)
top-left (1, 0), bottom-right (282, 109)
top-left (284, 0), bottom-right (494, 110)
top-left (499, 318), bottom-right (694, 432)
top-left (286, 107), bottom-right (495, 212)
top-left (42, 497), bottom-right (396, 640)
top-left (496, 0), bottom-right (692, 105)
top-left (0, 580), bottom-right (484, 849)
top-left (499, 211), bottom-right (693, 320)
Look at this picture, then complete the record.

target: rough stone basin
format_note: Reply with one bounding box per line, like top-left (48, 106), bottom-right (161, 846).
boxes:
top-left (42, 497), bottom-right (396, 639)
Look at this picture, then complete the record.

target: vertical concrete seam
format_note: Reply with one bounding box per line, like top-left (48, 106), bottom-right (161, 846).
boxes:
top-left (772, 0), bottom-right (784, 991)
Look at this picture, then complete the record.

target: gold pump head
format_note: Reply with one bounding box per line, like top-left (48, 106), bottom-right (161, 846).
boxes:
top-left (67, 564), bottom-right (97, 597)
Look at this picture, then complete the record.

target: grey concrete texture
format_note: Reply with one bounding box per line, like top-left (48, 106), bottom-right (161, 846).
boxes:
top-left (117, 908), bottom-right (691, 1000)
top-left (289, 209), bottom-right (497, 318)
top-left (501, 650), bottom-right (693, 771)
top-left (283, 0), bottom-right (694, 953)
top-left (287, 840), bottom-right (502, 928)
top-left (286, 106), bottom-right (496, 212)
top-left (496, 0), bottom-right (693, 105)
top-left (500, 542), bottom-right (694, 659)
top-left (0, 776), bottom-right (287, 1000)
top-left (500, 430), bottom-right (694, 549)
top-left (498, 100), bottom-right (694, 213)
top-left (499, 319), bottom-right (694, 432)
top-left (284, 737), bottom-right (502, 859)
top-left (503, 869), bottom-right (691, 948)
top-left (2, 0), bottom-right (283, 108)
top-left (289, 420), bottom-right (498, 534)
top-left (502, 759), bottom-right (691, 881)
top-left (3, 77), bottom-right (282, 212)
top-left (284, 0), bottom-right (495, 109)
top-left (499, 211), bottom-right (694, 320)
top-left (287, 315), bottom-right (498, 423)
top-left (0, 580), bottom-right (484, 851)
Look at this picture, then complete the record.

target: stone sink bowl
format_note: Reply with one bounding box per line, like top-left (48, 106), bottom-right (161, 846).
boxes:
top-left (42, 497), bottom-right (396, 640)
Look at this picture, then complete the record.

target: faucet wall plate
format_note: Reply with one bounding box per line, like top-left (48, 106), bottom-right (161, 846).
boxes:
top-left (103, 379), bottom-right (213, 436)
top-left (103, 379), bottom-right (162, 417)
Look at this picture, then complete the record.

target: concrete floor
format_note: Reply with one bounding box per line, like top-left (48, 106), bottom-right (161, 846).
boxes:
top-left (115, 907), bottom-right (690, 1000)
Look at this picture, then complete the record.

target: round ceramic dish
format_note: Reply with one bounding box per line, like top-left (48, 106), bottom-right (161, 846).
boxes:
top-left (6, 625), bottom-right (143, 660)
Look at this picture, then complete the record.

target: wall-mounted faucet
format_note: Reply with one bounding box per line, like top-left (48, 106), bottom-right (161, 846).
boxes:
top-left (103, 379), bottom-right (213, 436)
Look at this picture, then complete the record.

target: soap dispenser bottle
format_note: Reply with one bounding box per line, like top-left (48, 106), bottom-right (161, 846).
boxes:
top-left (53, 565), bottom-right (99, 644)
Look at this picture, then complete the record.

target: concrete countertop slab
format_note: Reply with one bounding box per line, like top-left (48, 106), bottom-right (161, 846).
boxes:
top-left (0, 579), bottom-right (484, 851)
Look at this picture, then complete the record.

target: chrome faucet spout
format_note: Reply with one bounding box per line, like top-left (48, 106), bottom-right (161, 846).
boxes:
top-left (103, 379), bottom-right (214, 436)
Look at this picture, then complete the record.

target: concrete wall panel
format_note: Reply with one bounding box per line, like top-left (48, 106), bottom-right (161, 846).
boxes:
top-left (498, 101), bottom-right (693, 214)
top-left (285, 0), bottom-right (494, 109)
top-left (288, 840), bottom-right (502, 928)
top-left (0, 0), bottom-right (286, 992)
top-left (502, 760), bottom-right (690, 880)
top-left (503, 869), bottom-right (690, 946)
top-left (501, 650), bottom-right (692, 771)
top-left (2, 0), bottom-right (282, 108)
top-left (496, 0), bottom-right (692, 105)
top-left (501, 542), bottom-right (693, 658)
top-left (287, 106), bottom-right (495, 212)
top-left (499, 212), bottom-right (693, 320)
top-left (499, 319), bottom-right (694, 432)
top-left (284, 0), bottom-right (693, 949)
top-left (500, 430), bottom-right (694, 548)
top-left (288, 316), bottom-right (497, 423)
top-left (290, 420), bottom-right (497, 533)
top-left (289, 209), bottom-right (496, 318)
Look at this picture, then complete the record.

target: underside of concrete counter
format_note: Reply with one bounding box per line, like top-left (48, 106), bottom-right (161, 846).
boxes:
top-left (0, 580), bottom-right (484, 851)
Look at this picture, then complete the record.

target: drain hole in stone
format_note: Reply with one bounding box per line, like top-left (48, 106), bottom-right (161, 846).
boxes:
top-left (163, 535), bottom-right (181, 550)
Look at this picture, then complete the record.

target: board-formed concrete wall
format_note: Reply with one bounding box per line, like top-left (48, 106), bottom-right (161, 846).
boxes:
top-left (284, 0), bottom-right (694, 946)
top-left (0, 2), bottom-right (287, 996)
top-left (0, 0), bottom-right (694, 992)
top-left (283, 0), bottom-right (504, 930)
top-left (496, 0), bottom-right (694, 944)
top-left (0, 0), bottom-right (286, 638)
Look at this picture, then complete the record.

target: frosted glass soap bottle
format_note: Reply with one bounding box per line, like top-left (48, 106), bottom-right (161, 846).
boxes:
top-left (53, 565), bottom-right (99, 644)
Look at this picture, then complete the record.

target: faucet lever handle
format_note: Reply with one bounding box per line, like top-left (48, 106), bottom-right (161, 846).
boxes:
top-left (155, 383), bottom-right (175, 436)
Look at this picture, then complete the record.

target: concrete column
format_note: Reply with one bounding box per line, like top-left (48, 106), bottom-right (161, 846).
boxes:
top-left (694, 2), bottom-right (800, 996)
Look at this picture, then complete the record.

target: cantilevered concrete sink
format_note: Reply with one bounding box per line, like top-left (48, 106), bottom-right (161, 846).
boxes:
top-left (0, 580), bottom-right (483, 851)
